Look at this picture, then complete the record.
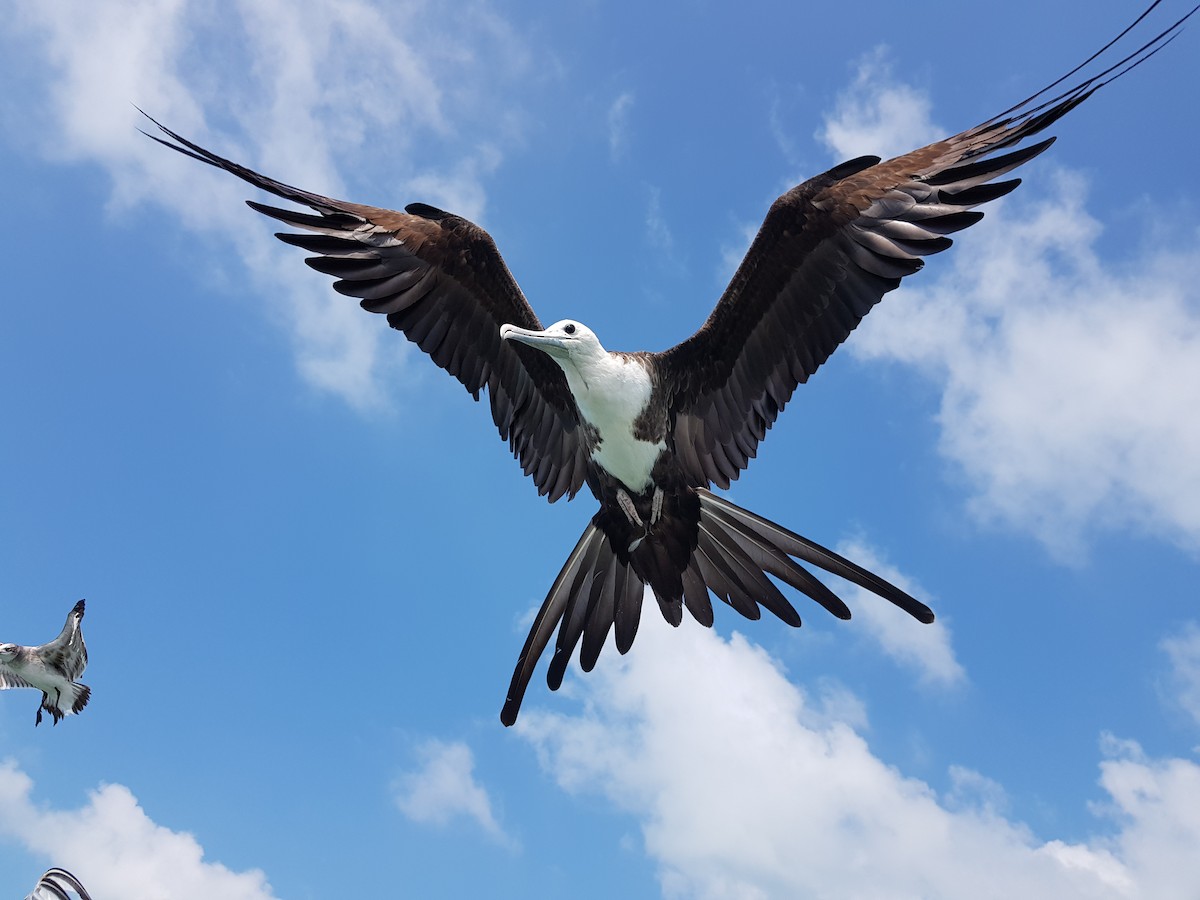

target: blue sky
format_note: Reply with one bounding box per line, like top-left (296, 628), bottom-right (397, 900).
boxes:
top-left (2, 1), bottom-right (1199, 897)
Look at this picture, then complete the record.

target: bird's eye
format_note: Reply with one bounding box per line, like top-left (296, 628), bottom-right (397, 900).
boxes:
top-left (563, 323), bottom-right (576, 335)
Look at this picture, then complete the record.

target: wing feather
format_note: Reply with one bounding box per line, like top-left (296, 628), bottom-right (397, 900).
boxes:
top-left (659, 6), bottom-right (1195, 488)
top-left (36, 600), bottom-right (87, 682)
top-left (145, 117), bottom-right (589, 502)
top-left (0, 663), bottom-right (36, 691)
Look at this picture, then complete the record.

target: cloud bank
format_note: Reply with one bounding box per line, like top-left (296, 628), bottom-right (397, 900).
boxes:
top-left (6, 0), bottom-right (530, 409)
top-left (0, 761), bottom-right (277, 899)
top-left (518, 609), bottom-right (1200, 900)
top-left (815, 51), bottom-right (1200, 559)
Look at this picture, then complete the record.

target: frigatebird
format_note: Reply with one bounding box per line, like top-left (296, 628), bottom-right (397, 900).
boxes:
top-left (145, 3), bottom-right (1195, 725)
top-left (0, 600), bottom-right (90, 726)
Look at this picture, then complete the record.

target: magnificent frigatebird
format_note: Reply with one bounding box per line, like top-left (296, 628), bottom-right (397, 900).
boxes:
top-left (0, 600), bottom-right (90, 726)
top-left (145, 4), bottom-right (1195, 725)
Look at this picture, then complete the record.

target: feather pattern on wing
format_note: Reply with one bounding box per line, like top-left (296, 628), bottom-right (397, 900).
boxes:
top-left (37, 599), bottom-right (88, 682)
top-left (26, 867), bottom-right (95, 900)
top-left (658, 5), bottom-right (1196, 489)
top-left (0, 665), bottom-right (36, 691)
top-left (142, 118), bottom-right (590, 503)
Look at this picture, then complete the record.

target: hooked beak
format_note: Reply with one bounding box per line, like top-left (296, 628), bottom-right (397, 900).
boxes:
top-left (500, 324), bottom-right (571, 359)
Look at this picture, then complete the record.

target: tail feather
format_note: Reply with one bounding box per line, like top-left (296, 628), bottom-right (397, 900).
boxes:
top-left (698, 490), bottom-right (934, 623)
top-left (703, 498), bottom-right (851, 619)
top-left (613, 557), bottom-right (643, 655)
top-left (644, 537), bottom-right (684, 627)
top-left (575, 551), bottom-right (617, 674)
top-left (70, 682), bottom-right (91, 715)
top-left (501, 523), bottom-right (602, 726)
top-left (700, 515), bottom-right (802, 627)
top-left (501, 488), bottom-right (935, 725)
top-left (681, 563), bottom-right (714, 627)
top-left (547, 532), bottom-right (608, 689)
top-left (580, 557), bottom-right (618, 672)
top-left (695, 527), bottom-right (762, 620)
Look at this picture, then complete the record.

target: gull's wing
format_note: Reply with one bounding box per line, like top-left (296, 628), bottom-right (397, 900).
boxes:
top-left (36, 600), bottom-right (87, 682)
top-left (659, 3), bottom-right (1196, 489)
top-left (0, 657), bottom-right (36, 691)
top-left (145, 118), bottom-right (590, 503)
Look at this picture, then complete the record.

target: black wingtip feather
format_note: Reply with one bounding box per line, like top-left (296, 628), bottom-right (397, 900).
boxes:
top-left (276, 232), bottom-right (361, 254)
top-left (943, 180), bottom-right (1022, 206)
top-left (925, 138), bottom-right (1054, 187)
top-left (405, 202), bottom-right (451, 219)
top-left (827, 155), bottom-right (883, 180)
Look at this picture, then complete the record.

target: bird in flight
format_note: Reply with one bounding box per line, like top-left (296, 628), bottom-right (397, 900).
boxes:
top-left (25, 868), bottom-right (94, 900)
top-left (145, 3), bottom-right (1195, 725)
top-left (0, 600), bottom-right (90, 726)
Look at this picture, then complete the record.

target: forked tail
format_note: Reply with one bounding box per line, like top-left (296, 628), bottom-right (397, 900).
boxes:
top-left (501, 489), bottom-right (933, 725)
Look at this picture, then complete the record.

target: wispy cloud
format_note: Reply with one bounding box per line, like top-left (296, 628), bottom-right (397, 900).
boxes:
top-left (850, 171), bottom-right (1200, 559)
top-left (608, 91), bottom-right (635, 161)
top-left (1161, 622), bottom-right (1200, 727)
top-left (518, 612), bottom-right (1200, 899)
top-left (6, 0), bottom-right (533, 410)
top-left (818, 46), bottom-right (941, 161)
top-left (837, 539), bottom-right (965, 688)
top-left (717, 219), bottom-right (759, 293)
top-left (0, 761), bottom-right (277, 899)
top-left (644, 185), bottom-right (673, 253)
top-left (393, 739), bottom-right (517, 850)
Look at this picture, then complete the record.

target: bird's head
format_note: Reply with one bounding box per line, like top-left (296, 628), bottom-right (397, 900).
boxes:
top-left (500, 319), bottom-right (606, 368)
top-left (0, 643), bottom-right (19, 661)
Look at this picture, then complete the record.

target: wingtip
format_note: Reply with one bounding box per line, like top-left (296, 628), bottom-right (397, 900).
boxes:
top-left (405, 202), bottom-right (451, 220)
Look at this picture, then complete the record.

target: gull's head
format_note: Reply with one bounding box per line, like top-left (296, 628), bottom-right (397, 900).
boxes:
top-left (499, 319), bottom-right (604, 364)
top-left (0, 643), bottom-right (18, 661)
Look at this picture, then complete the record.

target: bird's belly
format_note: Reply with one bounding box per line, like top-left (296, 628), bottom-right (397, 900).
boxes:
top-left (591, 434), bottom-right (664, 493)
top-left (570, 353), bottom-right (665, 493)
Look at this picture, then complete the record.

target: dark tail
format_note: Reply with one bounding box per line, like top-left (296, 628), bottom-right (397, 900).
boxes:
top-left (69, 682), bottom-right (91, 715)
top-left (500, 489), bottom-right (933, 726)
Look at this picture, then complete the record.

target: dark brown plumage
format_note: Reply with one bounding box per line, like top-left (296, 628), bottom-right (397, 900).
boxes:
top-left (143, 2), bottom-right (1196, 726)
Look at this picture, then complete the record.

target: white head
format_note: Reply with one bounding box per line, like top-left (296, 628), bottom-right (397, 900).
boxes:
top-left (0, 643), bottom-right (19, 662)
top-left (499, 319), bottom-right (607, 369)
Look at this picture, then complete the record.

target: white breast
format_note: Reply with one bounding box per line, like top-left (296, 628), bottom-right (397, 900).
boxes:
top-left (564, 354), bottom-right (664, 492)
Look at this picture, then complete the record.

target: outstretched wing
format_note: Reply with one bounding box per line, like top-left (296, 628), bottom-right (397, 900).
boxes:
top-left (145, 117), bottom-right (590, 503)
top-left (37, 599), bottom-right (87, 681)
top-left (659, 4), bottom-right (1195, 490)
top-left (25, 867), bottom-right (95, 900)
top-left (0, 658), bottom-right (36, 691)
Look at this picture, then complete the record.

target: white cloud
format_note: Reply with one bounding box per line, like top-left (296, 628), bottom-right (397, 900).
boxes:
top-left (0, 760), bottom-right (277, 899)
top-left (608, 91), bottom-right (635, 161)
top-left (811, 56), bottom-right (1200, 559)
top-left (6, 0), bottom-right (532, 410)
top-left (518, 612), bottom-right (1200, 900)
top-left (1087, 733), bottom-right (1200, 898)
top-left (836, 539), bottom-right (965, 688)
top-left (818, 47), bottom-right (941, 161)
top-left (850, 171), bottom-right (1200, 559)
top-left (1161, 622), bottom-right (1200, 727)
top-left (393, 739), bottom-right (516, 849)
